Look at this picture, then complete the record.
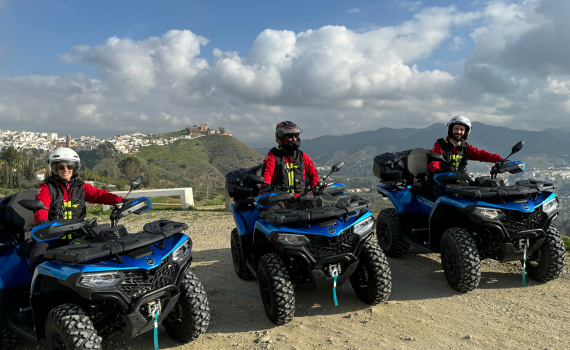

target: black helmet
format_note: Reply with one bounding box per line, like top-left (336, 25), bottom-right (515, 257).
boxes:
top-left (276, 121), bottom-right (303, 151)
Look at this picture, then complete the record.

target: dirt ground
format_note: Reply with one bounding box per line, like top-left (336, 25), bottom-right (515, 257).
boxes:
top-left (15, 206), bottom-right (570, 350)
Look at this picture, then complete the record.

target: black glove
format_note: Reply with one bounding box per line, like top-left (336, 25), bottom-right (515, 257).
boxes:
top-left (36, 220), bottom-right (49, 226)
top-left (434, 169), bottom-right (445, 174)
top-left (495, 159), bottom-right (506, 167)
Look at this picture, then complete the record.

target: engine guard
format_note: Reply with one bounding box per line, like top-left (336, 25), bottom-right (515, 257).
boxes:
top-left (121, 285), bottom-right (180, 338)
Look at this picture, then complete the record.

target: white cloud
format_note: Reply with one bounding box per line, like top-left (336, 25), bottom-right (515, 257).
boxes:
top-left (347, 8), bottom-right (360, 14)
top-left (0, 1), bottom-right (569, 141)
top-left (448, 36), bottom-right (464, 51)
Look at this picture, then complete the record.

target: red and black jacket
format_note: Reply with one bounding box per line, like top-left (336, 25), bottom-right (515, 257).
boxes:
top-left (34, 177), bottom-right (124, 225)
top-left (262, 147), bottom-right (319, 195)
top-left (428, 137), bottom-right (503, 173)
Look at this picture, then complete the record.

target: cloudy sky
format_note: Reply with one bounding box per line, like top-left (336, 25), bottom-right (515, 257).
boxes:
top-left (0, 0), bottom-right (568, 144)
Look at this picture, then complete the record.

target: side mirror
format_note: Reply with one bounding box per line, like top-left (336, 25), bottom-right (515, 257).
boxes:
top-left (511, 141), bottom-right (524, 154)
top-left (427, 153), bottom-right (445, 161)
top-left (131, 176), bottom-right (144, 190)
top-left (331, 162), bottom-right (344, 173)
top-left (246, 174), bottom-right (268, 185)
top-left (18, 199), bottom-right (48, 211)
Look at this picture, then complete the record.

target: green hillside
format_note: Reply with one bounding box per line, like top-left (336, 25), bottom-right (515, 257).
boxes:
top-left (78, 135), bottom-right (264, 198)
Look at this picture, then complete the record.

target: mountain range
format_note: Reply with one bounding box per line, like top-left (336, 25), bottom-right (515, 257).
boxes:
top-left (255, 122), bottom-right (570, 177)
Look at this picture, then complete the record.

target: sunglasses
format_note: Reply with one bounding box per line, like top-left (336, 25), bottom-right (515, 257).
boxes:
top-left (57, 164), bottom-right (76, 171)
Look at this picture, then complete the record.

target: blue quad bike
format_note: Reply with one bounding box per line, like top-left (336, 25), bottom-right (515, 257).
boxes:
top-left (0, 177), bottom-right (209, 350)
top-left (373, 141), bottom-right (566, 293)
top-left (225, 162), bottom-right (392, 325)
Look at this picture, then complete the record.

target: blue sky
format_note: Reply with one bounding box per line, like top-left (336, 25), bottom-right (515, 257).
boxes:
top-left (1, 0), bottom-right (474, 76)
top-left (0, 0), bottom-right (569, 141)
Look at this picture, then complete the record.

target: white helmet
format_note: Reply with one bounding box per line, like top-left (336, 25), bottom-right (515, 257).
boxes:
top-left (49, 147), bottom-right (81, 178)
top-left (447, 116), bottom-right (472, 140)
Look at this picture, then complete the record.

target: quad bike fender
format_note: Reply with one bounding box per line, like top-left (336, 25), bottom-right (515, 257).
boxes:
top-left (376, 184), bottom-right (420, 214)
top-left (429, 202), bottom-right (473, 253)
top-left (231, 203), bottom-right (259, 236)
top-left (0, 246), bottom-right (31, 289)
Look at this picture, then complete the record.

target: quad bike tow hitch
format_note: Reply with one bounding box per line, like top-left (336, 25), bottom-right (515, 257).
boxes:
top-left (328, 264), bottom-right (341, 306)
top-left (519, 238), bottom-right (530, 287)
top-left (147, 301), bottom-right (162, 350)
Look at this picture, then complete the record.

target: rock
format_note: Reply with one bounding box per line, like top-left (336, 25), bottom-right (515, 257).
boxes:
top-left (256, 335), bottom-right (271, 343)
top-left (368, 308), bottom-right (374, 314)
top-left (463, 335), bottom-right (473, 340)
top-left (344, 314), bottom-right (353, 318)
top-left (404, 337), bottom-right (415, 341)
top-left (263, 330), bottom-right (269, 335)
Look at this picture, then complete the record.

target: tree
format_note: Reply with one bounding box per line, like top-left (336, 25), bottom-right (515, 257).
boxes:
top-left (2, 146), bottom-right (21, 164)
top-left (80, 165), bottom-right (93, 180)
top-left (96, 142), bottom-right (117, 160)
top-left (118, 156), bottom-right (141, 182)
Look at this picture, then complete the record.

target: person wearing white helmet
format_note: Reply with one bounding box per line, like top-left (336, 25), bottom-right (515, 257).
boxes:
top-left (428, 116), bottom-right (503, 174)
top-left (29, 147), bottom-right (125, 274)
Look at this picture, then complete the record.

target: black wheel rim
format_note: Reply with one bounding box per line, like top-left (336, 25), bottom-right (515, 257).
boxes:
top-left (166, 303), bottom-right (183, 324)
top-left (527, 249), bottom-right (541, 267)
top-left (259, 273), bottom-right (273, 310)
top-left (52, 332), bottom-right (65, 350)
top-left (377, 221), bottom-right (391, 248)
top-left (443, 247), bottom-right (458, 279)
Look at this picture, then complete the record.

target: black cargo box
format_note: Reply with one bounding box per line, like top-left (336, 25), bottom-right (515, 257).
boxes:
top-left (373, 148), bottom-right (429, 184)
top-left (373, 152), bottom-right (403, 181)
top-left (225, 164), bottom-right (263, 200)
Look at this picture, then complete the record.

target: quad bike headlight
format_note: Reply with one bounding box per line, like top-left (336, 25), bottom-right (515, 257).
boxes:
top-left (274, 234), bottom-right (310, 246)
top-left (353, 217), bottom-right (375, 235)
top-left (542, 198), bottom-right (558, 214)
top-left (473, 207), bottom-right (505, 220)
top-left (172, 240), bottom-right (192, 261)
top-left (78, 272), bottom-right (121, 288)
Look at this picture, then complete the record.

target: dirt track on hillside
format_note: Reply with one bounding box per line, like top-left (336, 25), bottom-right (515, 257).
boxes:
top-left (15, 206), bottom-right (570, 350)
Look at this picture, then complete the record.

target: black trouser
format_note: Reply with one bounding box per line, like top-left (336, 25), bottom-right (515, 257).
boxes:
top-left (29, 240), bottom-right (68, 276)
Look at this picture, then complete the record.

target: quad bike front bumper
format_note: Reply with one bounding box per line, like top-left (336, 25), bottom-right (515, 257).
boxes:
top-left (279, 232), bottom-right (374, 290)
top-left (120, 285), bottom-right (180, 338)
top-left (306, 253), bottom-right (359, 290)
top-left (481, 223), bottom-right (546, 263)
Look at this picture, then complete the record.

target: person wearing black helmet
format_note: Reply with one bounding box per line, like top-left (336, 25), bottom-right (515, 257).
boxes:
top-left (428, 116), bottom-right (503, 174)
top-left (262, 121), bottom-right (319, 201)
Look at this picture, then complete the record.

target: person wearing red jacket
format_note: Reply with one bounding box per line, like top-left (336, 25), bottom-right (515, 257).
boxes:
top-left (428, 116), bottom-right (503, 174)
top-left (262, 121), bottom-right (319, 205)
top-left (30, 147), bottom-right (124, 275)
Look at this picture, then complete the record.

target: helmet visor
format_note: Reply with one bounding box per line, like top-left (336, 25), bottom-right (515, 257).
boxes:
top-left (276, 124), bottom-right (303, 139)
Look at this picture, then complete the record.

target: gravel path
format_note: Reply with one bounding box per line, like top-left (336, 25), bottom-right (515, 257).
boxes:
top-left (14, 206), bottom-right (570, 350)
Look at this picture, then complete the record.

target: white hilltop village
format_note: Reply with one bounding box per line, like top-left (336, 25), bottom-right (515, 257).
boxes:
top-left (0, 124), bottom-right (230, 155)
